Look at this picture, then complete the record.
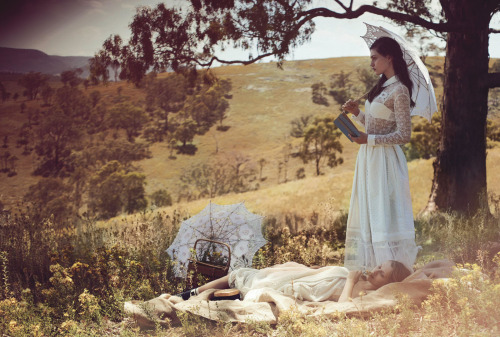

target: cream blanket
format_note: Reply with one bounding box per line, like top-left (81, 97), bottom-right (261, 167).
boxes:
top-left (124, 260), bottom-right (454, 329)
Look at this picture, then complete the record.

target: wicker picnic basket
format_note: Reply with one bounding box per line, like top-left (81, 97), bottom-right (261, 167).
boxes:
top-left (186, 239), bottom-right (231, 288)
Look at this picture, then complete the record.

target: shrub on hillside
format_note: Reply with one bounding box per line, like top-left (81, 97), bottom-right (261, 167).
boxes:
top-left (88, 160), bottom-right (148, 219)
top-left (150, 188), bottom-right (173, 207)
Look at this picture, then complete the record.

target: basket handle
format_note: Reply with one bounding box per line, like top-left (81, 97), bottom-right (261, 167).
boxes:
top-left (193, 239), bottom-right (231, 268)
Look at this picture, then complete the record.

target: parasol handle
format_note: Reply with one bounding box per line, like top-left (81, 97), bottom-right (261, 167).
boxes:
top-left (340, 91), bottom-right (369, 113)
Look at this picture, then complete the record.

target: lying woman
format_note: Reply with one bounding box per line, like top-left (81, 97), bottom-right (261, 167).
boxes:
top-left (177, 260), bottom-right (411, 302)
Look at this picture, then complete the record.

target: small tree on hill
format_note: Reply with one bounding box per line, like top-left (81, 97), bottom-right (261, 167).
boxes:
top-left (311, 71), bottom-right (359, 109)
top-left (109, 102), bottom-right (148, 142)
top-left (32, 87), bottom-right (92, 176)
top-left (328, 71), bottom-right (354, 105)
top-left (357, 66), bottom-right (379, 93)
top-left (123, 172), bottom-right (148, 213)
top-left (88, 160), bottom-right (147, 218)
top-left (34, 109), bottom-right (82, 176)
top-left (7, 155), bottom-right (18, 176)
top-left (60, 69), bottom-right (83, 87)
top-left (40, 85), bottom-right (54, 106)
top-left (311, 82), bottom-right (329, 106)
top-left (258, 158), bottom-right (267, 181)
top-left (150, 189), bottom-right (173, 207)
top-left (53, 86), bottom-right (92, 121)
top-left (0, 82), bottom-right (10, 103)
top-left (290, 115), bottom-right (313, 138)
top-left (174, 118), bottom-right (198, 148)
top-left (208, 79), bottom-right (232, 130)
top-left (299, 115), bottom-right (343, 176)
top-left (0, 151), bottom-right (11, 172)
top-left (18, 72), bottom-right (48, 100)
top-left (89, 50), bottom-right (111, 85)
top-left (145, 73), bottom-right (188, 142)
top-left (24, 177), bottom-right (76, 224)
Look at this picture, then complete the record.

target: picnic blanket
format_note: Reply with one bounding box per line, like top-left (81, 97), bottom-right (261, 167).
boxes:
top-left (124, 259), bottom-right (454, 329)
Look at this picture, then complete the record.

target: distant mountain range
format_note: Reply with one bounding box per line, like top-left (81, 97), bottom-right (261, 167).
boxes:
top-left (0, 47), bottom-right (91, 76)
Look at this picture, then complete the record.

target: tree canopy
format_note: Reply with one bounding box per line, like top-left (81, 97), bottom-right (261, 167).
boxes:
top-left (299, 115), bottom-right (343, 176)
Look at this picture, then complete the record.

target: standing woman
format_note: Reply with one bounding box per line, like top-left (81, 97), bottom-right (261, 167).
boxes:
top-left (341, 36), bottom-right (418, 271)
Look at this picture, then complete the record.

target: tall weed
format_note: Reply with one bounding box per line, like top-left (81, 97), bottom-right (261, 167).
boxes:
top-left (253, 210), bottom-right (347, 268)
top-left (415, 202), bottom-right (500, 270)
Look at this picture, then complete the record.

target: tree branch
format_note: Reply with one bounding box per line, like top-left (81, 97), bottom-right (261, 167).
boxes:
top-left (333, 0), bottom-right (349, 11)
top-left (193, 52), bottom-right (279, 68)
top-left (490, 28), bottom-right (500, 34)
top-left (488, 72), bottom-right (500, 89)
top-left (299, 5), bottom-right (457, 32)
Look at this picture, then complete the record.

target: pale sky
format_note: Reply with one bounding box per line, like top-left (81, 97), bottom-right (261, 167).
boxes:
top-left (0, 0), bottom-right (499, 61)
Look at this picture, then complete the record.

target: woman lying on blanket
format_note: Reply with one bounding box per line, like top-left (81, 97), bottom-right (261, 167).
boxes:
top-left (176, 260), bottom-right (411, 302)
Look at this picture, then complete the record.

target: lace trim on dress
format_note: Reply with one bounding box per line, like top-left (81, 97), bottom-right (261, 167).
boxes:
top-left (344, 237), bottom-right (418, 272)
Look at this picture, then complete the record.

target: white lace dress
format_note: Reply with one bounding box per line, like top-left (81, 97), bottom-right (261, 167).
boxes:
top-left (344, 75), bottom-right (418, 271)
top-left (228, 262), bottom-right (348, 302)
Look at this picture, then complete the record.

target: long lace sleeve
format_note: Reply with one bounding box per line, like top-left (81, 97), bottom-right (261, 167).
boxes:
top-left (370, 92), bottom-right (411, 145)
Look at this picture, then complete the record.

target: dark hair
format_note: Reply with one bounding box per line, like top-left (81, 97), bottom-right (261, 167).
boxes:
top-left (367, 37), bottom-right (415, 108)
top-left (388, 260), bottom-right (412, 283)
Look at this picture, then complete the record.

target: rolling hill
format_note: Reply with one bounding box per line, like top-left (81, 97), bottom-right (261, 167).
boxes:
top-left (0, 46), bottom-right (90, 75)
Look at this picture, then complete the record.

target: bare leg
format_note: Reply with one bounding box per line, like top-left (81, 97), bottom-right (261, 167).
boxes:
top-left (197, 275), bottom-right (230, 293)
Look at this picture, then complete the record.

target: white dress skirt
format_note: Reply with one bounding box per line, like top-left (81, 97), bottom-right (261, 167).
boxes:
top-left (228, 262), bottom-right (347, 302)
top-left (344, 76), bottom-right (418, 271)
top-left (344, 144), bottom-right (418, 271)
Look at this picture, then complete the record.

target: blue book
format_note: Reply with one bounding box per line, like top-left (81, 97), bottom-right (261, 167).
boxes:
top-left (334, 113), bottom-right (360, 142)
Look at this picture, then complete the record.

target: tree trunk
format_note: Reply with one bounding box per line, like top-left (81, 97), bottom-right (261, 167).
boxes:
top-left (425, 2), bottom-right (491, 215)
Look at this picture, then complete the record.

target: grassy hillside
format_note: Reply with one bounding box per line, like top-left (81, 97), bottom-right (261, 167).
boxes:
top-left (1, 56), bottom-right (499, 219)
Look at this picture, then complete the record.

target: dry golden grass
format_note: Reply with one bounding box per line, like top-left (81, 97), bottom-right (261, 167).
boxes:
top-left (107, 156), bottom-right (437, 232)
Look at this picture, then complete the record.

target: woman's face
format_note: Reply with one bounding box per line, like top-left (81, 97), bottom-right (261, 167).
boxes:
top-left (370, 49), bottom-right (393, 76)
top-left (367, 261), bottom-right (394, 288)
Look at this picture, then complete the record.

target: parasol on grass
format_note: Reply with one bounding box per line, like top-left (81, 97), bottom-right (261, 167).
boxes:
top-left (166, 201), bottom-right (266, 277)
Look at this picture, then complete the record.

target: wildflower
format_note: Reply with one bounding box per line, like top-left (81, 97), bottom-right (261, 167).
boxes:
top-left (457, 297), bottom-right (468, 307)
top-left (59, 320), bottom-right (78, 333)
top-left (9, 320), bottom-right (22, 333)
